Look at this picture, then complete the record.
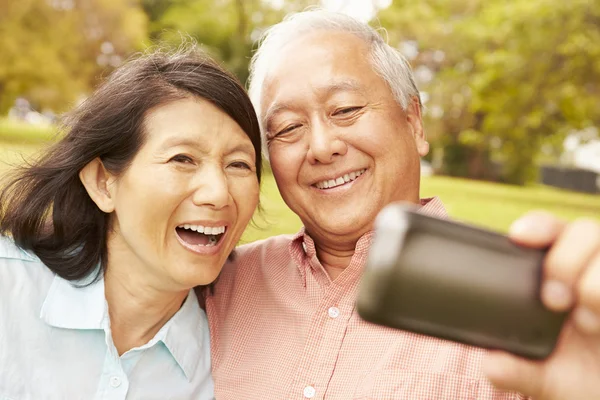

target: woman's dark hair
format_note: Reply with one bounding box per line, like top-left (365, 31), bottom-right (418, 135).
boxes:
top-left (0, 45), bottom-right (262, 282)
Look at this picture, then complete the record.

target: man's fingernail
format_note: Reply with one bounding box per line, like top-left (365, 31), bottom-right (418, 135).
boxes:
top-left (541, 280), bottom-right (573, 310)
top-left (510, 218), bottom-right (530, 236)
top-left (511, 212), bottom-right (554, 236)
top-left (574, 307), bottom-right (600, 334)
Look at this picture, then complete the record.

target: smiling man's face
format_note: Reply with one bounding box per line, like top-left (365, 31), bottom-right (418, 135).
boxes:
top-left (261, 31), bottom-right (429, 242)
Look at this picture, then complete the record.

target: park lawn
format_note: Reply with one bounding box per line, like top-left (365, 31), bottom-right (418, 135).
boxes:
top-left (420, 177), bottom-right (599, 232)
top-left (0, 141), bottom-right (46, 174)
top-left (242, 174), bottom-right (600, 242)
top-left (1, 140), bottom-right (598, 245)
top-left (0, 118), bottom-right (57, 143)
top-left (241, 173), bottom-right (600, 243)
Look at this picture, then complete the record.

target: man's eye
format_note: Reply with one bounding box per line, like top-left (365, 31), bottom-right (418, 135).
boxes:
top-left (229, 161), bottom-right (252, 170)
top-left (333, 106), bottom-right (362, 116)
top-left (170, 154), bottom-right (194, 164)
top-left (276, 124), bottom-right (300, 136)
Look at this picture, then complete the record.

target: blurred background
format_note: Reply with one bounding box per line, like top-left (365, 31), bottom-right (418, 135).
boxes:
top-left (1, 0), bottom-right (598, 242)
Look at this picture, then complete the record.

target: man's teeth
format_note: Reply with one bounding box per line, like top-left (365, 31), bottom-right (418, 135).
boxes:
top-left (315, 169), bottom-right (366, 189)
top-left (177, 224), bottom-right (226, 235)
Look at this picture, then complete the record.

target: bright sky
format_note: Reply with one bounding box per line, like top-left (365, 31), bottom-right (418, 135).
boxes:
top-left (320, 0), bottom-right (392, 22)
top-left (265, 0), bottom-right (392, 22)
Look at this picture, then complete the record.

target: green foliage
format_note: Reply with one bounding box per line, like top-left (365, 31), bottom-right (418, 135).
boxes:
top-left (0, 0), bottom-right (148, 114)
top-left (142, 0), bottom-right (318, 83)
top-left (379, 0), bottom-right (600, 184)
top-left (3, 0), bottom-right (598, 187)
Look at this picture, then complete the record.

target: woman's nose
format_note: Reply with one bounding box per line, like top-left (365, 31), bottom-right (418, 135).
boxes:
top-left (191, 165), bottom-right (230, 210)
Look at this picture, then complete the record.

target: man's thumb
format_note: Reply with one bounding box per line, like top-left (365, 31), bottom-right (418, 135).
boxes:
top-left (482, 350), bottom-right (543, 397)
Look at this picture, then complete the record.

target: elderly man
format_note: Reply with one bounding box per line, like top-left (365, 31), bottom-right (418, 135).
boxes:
top-left (204, 9), bottom-right (600, 400)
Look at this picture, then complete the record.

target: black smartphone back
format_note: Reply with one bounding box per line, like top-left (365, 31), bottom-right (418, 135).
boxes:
top-left (356, 203), bottom-right (568, 360)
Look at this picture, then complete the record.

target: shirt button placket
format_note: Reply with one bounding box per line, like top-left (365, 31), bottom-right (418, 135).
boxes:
top-left (303, 385), bottom-right (316, 398)
top-left (328, 306), bottom-right (340, 319)
top-left (110, 376), bottom-right (121, 388)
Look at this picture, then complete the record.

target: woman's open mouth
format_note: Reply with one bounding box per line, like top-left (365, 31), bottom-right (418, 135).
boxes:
top-left (175, 224), bottom-right (227, 253)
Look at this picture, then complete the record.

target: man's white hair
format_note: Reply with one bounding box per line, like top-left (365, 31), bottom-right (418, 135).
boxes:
top-left (248, 7), bottom-right (421, 155)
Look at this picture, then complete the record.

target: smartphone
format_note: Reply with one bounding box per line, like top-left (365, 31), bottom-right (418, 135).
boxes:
top-left (356, 202), bottom-right (569, 360)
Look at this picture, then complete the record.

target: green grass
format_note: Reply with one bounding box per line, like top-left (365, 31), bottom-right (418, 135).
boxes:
top-left (420, 176), bottom-right (599, 233)
top-left (240, 174), bottom-right (600, 243)
top-left (0, 118), bottom-right (57, 143)
top-left (0, 141), bottom-right (46, 175)
top-left (2, 139), bottom-right (598, 244)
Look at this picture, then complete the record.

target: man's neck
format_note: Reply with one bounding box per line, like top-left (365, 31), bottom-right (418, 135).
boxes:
top-left (309, 228), bottom-right (371, 281)
top-left (103, 264), bottom-right (188, 356)
top-left (315, 243), bottom-right (356, 281)
top-left (306, 197), bottom-right (425, 280)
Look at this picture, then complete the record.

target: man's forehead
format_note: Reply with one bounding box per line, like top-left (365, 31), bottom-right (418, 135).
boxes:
top-left (258, 31), bottom-right (375, 120)
top-left (261, 78), bottom-right (368, 122)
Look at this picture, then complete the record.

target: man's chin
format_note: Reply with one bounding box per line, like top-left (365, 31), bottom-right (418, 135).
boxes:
top-left (308, 212), bottom-right (375, 239)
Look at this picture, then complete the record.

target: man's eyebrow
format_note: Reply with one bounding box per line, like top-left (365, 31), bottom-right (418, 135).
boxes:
top-left (263, 103), bottom-right (293, 129)
top-left (263, 80), bottom-right (365, 128)
top-left (321, 80), bottom-right (364, 95)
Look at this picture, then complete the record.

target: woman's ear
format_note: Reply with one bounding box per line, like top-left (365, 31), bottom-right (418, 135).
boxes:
top-left (79, 158), bottom-right (116, 213)
top-left (406, 96), bottom-right (430, 157)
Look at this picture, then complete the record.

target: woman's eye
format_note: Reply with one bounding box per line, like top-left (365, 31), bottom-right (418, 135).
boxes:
top-left (333, 106), bottom-right (362, 116)
top-left (170, 154), bottom-right (194, 164)
top-left (229, 161), bottom-right (252, 170)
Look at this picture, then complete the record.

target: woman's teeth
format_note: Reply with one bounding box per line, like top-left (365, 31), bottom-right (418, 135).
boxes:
top-left (178, 224), bottom-right (226, 235)
top-left (176, 224), bottom-right (226, 247)
top-left (315, 168), bottom-right (366, 189)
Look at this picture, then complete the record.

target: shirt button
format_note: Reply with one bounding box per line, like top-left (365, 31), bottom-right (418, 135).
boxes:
top-left (110, 376), bottom-right (121, 388)
top-left (328, 306), bottom-right (340, 319)
top-left (303, 385), bottom-right (316, 398)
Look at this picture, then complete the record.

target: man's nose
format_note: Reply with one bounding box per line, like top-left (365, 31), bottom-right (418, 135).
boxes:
top-left (306, 122), bottom-right (348, 164)
top-left (191, 165), bottom-right (230, 210)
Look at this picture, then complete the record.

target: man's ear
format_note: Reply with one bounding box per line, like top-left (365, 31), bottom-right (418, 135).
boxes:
top-left (79, 158), bottom-right (116, 213)
top-left (406, 96), bottom-right (429, 157)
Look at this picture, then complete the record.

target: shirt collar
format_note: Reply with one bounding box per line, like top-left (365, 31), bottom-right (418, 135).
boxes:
top-left (289, 197), bottom-right (448, 273)
top-left (40, 273), bottom-right (205, 381)
top-left (161, 289), bottom-right (205, 381)
top-left (418, 196), bottom-right (448, 219)
top-left (40, 271), bottom-right (107, 330)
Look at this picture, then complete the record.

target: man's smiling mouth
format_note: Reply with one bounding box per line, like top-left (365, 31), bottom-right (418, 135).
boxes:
top-left (314, 168), bottom-right (367, 190)
top-left (175, 224), bottom-right (226, 247)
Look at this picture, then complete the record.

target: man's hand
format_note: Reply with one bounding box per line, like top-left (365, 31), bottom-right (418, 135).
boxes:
top-left (483, 211), bottom-right (600, 400)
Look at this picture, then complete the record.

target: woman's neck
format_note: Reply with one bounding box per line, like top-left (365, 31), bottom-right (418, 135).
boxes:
top-left (103, 267), bottom-right (188, 356)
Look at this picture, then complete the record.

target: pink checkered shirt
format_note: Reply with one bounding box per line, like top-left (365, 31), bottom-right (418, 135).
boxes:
top-left (205, 198), bottom-right (527, 399)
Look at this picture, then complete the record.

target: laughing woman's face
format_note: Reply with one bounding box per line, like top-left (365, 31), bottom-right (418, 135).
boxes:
top-left (100, 97), bottom-right (259, 290)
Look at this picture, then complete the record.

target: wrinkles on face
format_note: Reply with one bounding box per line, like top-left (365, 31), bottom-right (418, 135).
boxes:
top-left (261, 31), bottom-right (425, 263)
top-left (105, 98), bottom-right (259, 293)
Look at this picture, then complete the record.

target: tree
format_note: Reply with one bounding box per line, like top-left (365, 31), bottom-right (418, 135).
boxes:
top-left (142, 0), bottom-right (318, 84)
top-left (378, 0), bottom-right (600, 184)
top-left (0, 0), bottom-right (148, 114)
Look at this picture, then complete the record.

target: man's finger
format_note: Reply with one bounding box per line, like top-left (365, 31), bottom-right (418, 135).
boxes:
top-left (541, 218), bottom-right (600, 312)
top-left (574, 250), bottom-right (600, 334)
top-left (508, 211), bottom-right (567, 248)
top-left (482, 350), bottom-right (544, 397)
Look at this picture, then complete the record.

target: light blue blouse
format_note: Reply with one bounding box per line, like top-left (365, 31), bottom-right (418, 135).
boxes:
top-left (0, 237), bottom-right (214, 400)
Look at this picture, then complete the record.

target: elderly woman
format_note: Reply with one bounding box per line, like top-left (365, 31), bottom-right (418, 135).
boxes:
top-left (0, 47), bottom-right (261, 399)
